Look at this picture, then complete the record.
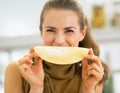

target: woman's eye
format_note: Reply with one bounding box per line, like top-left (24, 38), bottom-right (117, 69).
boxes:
top-left (46, 29), bottom-right (55, 32)
top-left (65, 29), bottom-right (74, 33)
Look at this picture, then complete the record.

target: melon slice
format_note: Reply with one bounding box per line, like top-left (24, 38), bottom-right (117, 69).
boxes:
top-left (34, 46), bottom-right (89, 65)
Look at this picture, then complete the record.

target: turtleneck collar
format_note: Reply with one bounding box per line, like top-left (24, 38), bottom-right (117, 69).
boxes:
top-left (43, 61), bottom-right (76, 80)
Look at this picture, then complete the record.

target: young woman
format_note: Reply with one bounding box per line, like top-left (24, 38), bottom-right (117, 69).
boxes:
top-left (4, 0), bottom-right (109, 93)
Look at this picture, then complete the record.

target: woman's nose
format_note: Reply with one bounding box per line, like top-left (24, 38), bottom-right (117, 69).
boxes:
top-left (54, 33), bottom-right (65, 45)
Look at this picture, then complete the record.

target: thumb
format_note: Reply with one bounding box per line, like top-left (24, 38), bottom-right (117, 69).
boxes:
top-left (32, 57), bottom-right (44, 73)
top-left (82, 58), bottom-right (88, 70)
top-left (29, 46), bottom-right (35, 54)
top-left (36, 57), bottom-right (43, 68)
top-left (89, 48), bottom-right (94, 55)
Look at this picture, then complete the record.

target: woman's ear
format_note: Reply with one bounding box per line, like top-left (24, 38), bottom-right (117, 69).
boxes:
top-left (79, 26), bottom-right (87, 41)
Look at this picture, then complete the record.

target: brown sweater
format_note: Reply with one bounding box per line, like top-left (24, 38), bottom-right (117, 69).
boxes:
top-left (22, 61), bottom-right (82, 93)
top-left (22, 61), bottom-right (109, 93)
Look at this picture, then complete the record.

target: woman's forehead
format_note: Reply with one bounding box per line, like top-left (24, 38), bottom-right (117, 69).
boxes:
top-left (43, 9), bottom-right (80, 27)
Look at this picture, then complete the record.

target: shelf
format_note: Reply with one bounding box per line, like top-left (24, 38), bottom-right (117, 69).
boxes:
top-left (0, 34), bottom-right (43, 50)
top-left (92, 28), bottom-right (120, 43)
top-left (0, 29), bottom-right (120, 50)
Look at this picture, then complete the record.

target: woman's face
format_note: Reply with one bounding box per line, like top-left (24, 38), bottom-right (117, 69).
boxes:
top-left (41, 9), bottom-right (86, 47)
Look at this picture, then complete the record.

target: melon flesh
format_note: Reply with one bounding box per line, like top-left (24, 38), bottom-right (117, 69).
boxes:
top-left (34, 46), bottom-right (89, 65)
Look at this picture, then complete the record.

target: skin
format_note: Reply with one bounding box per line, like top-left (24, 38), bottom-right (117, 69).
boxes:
top-left (41, 9), bottom-right (86, 47)
top-left (4, 9), bottom-right (104, 93)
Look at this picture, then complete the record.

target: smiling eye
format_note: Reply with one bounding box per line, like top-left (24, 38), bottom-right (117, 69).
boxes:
top-left (46, 29), bottom-right (55, 32)
top-left (65, 29), bottom-right (74, 33)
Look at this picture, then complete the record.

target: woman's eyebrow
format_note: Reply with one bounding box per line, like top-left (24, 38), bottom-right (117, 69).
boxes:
top-left (45, 26), bottom-right (56, 29)
top-left (64, 27), bottom-right (77, 30)
top-left (45, 26), bottom-right (77, 30)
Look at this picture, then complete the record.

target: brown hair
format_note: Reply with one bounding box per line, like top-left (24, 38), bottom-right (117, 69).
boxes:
top-left (40, 0), bottom-right (85, 31)
top-left (79, 16), bottom-right (100, 56)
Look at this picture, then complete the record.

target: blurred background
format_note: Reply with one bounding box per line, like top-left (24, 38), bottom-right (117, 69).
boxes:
top-left (0, 0), bottom-right (120, 93)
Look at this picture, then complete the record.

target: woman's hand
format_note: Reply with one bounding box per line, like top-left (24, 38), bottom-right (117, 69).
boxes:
top-left (81, 48), bottom-right (104, 93)
top-left (18, 48), bottom-right (44, 93)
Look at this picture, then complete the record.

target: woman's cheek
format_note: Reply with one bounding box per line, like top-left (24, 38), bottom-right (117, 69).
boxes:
top-left (67, 37), bottom-right (80, 47)
top-left (43, 36), bottom-right (54, 46)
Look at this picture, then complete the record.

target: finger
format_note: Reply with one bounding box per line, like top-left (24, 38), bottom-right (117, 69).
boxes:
top-left (29, 52), bottom-right (40, 59)
top-left (82, 58), bottom-right (88, 70)
top-left (19, 57), bottom-right (33, 65)
top-left (32, 57), bottom-right (43, 69)
top-left (85, 48), bottom-right (94, 65)
top-left (31, 58), bottom-right (44, 79)
top-left (87, 48), bottom-right (98, 65)
top-left (29, 53), bottom-right (42, 66)
top-left (84, 55), bottom-right (103, 68)
top-left (87, 63), bottom-right (104, 74)
top-left (36, 57), bottom-right (43, 67)
top-left (32, 63), bottom-right (44, 76)
top-left (19, 64), bottom-right (32, 78)
top-left (87, 69), bottom-right (104, 81)
top-left (89, 48), bottom-right (94, 55)
top-left (29, 46), bottom-right (35, 54)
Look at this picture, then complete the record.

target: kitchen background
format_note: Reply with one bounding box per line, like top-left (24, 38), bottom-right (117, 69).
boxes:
top-left (0, 0), bottom-right (120, 93)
